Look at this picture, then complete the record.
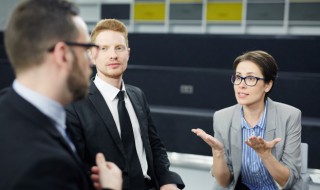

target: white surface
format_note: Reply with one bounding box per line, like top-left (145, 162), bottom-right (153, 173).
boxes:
top-left (310, 174), bottom-right (320, 184)
top-left (170, 166), bottom-right (214, 190)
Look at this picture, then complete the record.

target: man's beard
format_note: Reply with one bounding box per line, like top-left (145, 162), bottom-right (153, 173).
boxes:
top-left (67, 51), bottom-right (91, 102)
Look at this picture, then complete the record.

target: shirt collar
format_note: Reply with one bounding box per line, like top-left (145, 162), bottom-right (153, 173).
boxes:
top-left (240, 99), bottom-right (268, 129)
top-left (12, 80), bottom-right (66, 129)
top-left (94, 74), bottom-right (126, 101)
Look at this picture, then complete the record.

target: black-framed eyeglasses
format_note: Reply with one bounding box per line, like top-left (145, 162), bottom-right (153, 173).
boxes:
top-left (48, 41), bottom-right (99, 52)
top-left (231, 75), bottom-right (265, 87)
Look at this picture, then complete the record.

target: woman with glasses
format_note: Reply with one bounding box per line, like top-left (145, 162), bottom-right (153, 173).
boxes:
top-left (192, 50), bottom-right (304, 190)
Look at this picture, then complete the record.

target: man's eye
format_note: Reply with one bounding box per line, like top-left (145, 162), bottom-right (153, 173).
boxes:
top-left (116, 46), bottom-right (125, 51)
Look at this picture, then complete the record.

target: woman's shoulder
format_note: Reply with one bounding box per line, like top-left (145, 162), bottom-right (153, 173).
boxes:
top-left (268, 98), bottom-right (301, 114)
top-left (214, 104), bottom-right (239, 116)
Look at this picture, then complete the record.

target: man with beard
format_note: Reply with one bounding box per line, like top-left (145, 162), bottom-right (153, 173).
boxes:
top-left (66, 19), bottom-right (185, 190)
top-left (0, 0), bottom-right (122, 190)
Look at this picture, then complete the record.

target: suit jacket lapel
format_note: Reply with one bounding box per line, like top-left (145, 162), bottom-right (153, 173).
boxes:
top-left (49, 126), bottom-right (84, 166)
top-left (10, 88), bottom-right (84, 167)
top-left (230, 106), bottom-right (242, 181)
top-left (88, 81), bottom-right (126, 157)
top-left (125, 87), bottom-right (150, 152)
top-left (265, 98), bottom-right (277, 157)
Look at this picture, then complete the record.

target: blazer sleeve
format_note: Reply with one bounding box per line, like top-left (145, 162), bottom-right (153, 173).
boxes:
top-left (212, 109), bottom-right (234, 178)
top-left (278, 107), bottom-right (302, 189)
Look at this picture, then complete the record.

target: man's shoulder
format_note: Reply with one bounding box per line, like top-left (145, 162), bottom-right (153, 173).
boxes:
top-left (125, 84), bottom-right (143, 92)
top-left (0, 87), bottom-right (13, 102)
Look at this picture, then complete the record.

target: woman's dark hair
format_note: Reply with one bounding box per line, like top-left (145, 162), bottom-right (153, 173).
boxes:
top-left (233, 50), bottom-right (279, 97)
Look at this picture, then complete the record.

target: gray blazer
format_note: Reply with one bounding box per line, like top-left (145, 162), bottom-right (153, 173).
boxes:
top-left (213, 98), bottom-right (303, 190)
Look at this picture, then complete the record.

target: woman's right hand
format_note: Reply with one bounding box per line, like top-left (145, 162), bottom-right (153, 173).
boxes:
top-left (191, 128), bottom-right (224, 154)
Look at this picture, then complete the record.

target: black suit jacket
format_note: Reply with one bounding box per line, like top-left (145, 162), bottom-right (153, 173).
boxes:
top-left (66, 81), bottom-right (185, 190)
top-left (0, 87), bottom-right (93, 190)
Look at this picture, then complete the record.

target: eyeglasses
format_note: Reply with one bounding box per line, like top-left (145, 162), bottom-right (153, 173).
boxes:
top-left (48, 41), bottom-right (99, 52)
top-left (231, 75), bottom-right (265, 87)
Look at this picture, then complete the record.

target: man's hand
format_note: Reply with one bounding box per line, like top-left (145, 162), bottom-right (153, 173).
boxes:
top-left (160, 184), bottom-right (180, 190)
top-left (91, 153), bottom-right (122, 190)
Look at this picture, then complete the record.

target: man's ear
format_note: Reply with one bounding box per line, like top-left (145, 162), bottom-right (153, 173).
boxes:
top-left (52, 41), bottom-right (73, 68)
top-left (87, 49), bottom-right (96, 65)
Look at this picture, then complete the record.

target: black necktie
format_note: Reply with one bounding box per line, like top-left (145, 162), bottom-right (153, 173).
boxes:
top-left (117, 91), bottom-right (145, 189)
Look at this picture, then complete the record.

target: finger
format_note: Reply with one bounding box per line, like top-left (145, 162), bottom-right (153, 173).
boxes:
top-left (274, 138), bottom-right (282, 143)
top-left (191, 128), bottom-right (205, 135)
top-left (250, 136), bottom-right (257, 141)
top-left (93, 182), bottom-right (102, 190)
top-left (257, 137), bottom-right (264, 144)
top-left (91, 166), bottom-right (99, 174)
top-left (271, 138), bottom-right (282, 146)
top-left (91, 174), bottom-right (99, 182)
top-left (245, 139), bottom-right (255, 147)
top-left (96, 153), bottom-right (106, 168)
top-left (196, 130), bottom-right (209, 139)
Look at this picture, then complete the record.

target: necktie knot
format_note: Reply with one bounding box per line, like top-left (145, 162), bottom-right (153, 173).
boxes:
top-left (117, 90), bottom-right (125, 101)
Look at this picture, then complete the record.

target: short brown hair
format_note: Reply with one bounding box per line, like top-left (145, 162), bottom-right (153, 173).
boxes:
top-left (5, 0), bottom-right (80, 74)
top-left (90, 19), bottom-right (129, 47)
top-left (233, 50), bottom-right (279, 96)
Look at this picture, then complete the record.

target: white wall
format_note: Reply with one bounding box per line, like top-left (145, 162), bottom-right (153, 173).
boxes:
top-left (0, 0), bottom-right (19, 31)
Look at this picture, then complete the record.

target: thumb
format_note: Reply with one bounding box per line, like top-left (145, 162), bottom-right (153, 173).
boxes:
top-left (96, 153), bottom-right (106, 167)
top-left (271, 138), bottom-right (282, 146)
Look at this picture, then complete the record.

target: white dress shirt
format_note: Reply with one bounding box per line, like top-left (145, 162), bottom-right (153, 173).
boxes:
top-left (94, 75), bottom-right (149, 178)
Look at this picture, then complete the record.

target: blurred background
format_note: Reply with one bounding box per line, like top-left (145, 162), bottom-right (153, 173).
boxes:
top-left (1, 0), bottom-right (320, 189)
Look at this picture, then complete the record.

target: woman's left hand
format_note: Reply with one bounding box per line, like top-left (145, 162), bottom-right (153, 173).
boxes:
top-left (245, 136), bottom-right (281, 158)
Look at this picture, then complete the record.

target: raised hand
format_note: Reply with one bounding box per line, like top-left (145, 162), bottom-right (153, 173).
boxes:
top-left (91, 153), bottom-right (122, 190)
top-left (245, 136), bottom-right (281, 159)
top-left (191, 128), bottom-right (224, 154)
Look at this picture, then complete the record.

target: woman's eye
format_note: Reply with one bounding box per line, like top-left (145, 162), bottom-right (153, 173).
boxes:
top-left (247, 76), bottom-right (255, 81)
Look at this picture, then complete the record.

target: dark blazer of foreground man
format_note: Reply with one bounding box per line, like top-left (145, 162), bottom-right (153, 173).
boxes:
top-left (0, 0), bottom-right (122, 190)
top-left (66, 19), bottom-right (185, 190)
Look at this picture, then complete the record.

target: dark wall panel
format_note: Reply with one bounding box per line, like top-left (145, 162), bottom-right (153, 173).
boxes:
top-left (101, 4), bottom-right (130, 20)
top-left (124, 67), bottom-right (236, 111)
top-left (128, 34), bottom-right (320, 74)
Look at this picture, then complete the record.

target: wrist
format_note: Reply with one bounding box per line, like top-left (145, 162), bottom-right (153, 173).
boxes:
top-left (213, 149), bottom-right (224, 157)
top-left (258, 151), bottom-right (272, 160)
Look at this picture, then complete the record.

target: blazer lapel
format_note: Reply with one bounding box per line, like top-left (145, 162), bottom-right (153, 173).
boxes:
top-left (48, 125), bottom-right (83, 166)
top-left (230, 106), bottom-right (242, 181)
top-left (264, 98), bottom-right (278, 157)
top-left (125, 87), bottom-right (152, 159)
top-left (10, 89), bottom-right (83, 166)
top-left (88, 82), bottom-right (126, 157)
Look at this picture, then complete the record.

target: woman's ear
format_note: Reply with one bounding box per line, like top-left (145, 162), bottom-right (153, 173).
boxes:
top-left (265, 80), bottom-right (273, 93)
